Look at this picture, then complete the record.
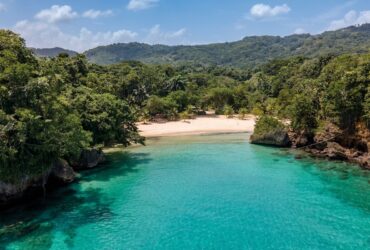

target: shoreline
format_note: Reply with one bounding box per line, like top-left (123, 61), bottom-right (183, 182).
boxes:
top-left (135, 115), bottom-right (369, 169)
top-left (137, 115), bottom-right (256, 138)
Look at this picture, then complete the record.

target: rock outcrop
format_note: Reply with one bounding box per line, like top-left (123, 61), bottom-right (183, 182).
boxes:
top-left (70, 148), bottom-right (105, 170)
top-left (0, 149), bottom-right (106, 208)
top-left (50, 159), bottom-right (76, 184)
top-left (289, 123), bottom-right (370, 169)
top-left (250, 116), bottom-right (291, 147)
top-left (250, 130), bottom-right (291, 147)
top-left (0, 172), bottom-right (50, 207)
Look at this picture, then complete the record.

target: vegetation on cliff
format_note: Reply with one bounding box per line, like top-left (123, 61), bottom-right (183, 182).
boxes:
top-left (250, 116), bottom-right (290, 147)
top-left (253, 116), bottom-right (285, 134)
top-left (0, 30), bottom-right (142, 183)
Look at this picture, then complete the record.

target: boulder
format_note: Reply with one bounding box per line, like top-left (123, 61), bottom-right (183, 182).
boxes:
top-left (323, 142), bottom-right (348, 161)
top-left (295, 134), bottom-right (309, 148)
top-left (50, 159), bottom-right (76, 183)
top-left (70, 148), bottom-right (105, 170)
top-left (359, 155), bottom-right (370, 168)
top-left (250, 130), bottom-right (291, 147)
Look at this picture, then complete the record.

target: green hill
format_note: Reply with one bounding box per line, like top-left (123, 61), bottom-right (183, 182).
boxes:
top-left (85, 24), bottom-right (370, 67)
top-left (31, 47), bottom-right (78, 58)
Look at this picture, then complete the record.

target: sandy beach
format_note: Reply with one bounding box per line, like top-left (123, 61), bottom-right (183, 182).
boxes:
top-left (138, 115), bottom-right (256, 137)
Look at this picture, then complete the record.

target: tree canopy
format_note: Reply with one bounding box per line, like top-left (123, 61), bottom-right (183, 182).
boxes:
top-left (1, 29), bottom-right (369, 183)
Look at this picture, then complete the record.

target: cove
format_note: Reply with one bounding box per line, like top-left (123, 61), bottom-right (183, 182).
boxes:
top-left (1, 133), bottom-right (370, 249)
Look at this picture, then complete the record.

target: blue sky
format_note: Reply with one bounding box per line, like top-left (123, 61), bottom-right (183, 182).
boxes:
top-left (0, 0), bottom-right (369, 51)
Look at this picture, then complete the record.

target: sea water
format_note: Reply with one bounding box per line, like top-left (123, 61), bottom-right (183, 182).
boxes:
top-left (1, 133), bottom-right (370, 249)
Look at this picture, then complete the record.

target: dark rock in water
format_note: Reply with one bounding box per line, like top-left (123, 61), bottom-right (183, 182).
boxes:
top-left (0, 172), bottom-right (50, 207)
top-left (70, 149), bottom-right (105, 170)
top-left (351, 154), bottom-right (370, 169)
top-left (250, 130), bottom-right (291, 147)
top-left (0, 158), bottom-right (77, 207)
top-left (0, 149), bottom-right (105, 208)
top-left (50, 159), bottom-right (76, 184)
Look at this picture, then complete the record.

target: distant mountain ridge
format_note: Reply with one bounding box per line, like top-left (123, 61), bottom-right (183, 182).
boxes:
top-left (33, 24), bottom-right (370, 67)
top-left (85, 24), bottom-right (370, 67)
top-left (31, 47), bottom-right (78, 58)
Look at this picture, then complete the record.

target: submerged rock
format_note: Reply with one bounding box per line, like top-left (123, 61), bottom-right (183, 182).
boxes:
top-left (70, 149), bottom-right (105, 170)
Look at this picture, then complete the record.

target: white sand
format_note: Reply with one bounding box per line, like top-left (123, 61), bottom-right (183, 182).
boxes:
top-left (138, 115), bottom-right (256, 137)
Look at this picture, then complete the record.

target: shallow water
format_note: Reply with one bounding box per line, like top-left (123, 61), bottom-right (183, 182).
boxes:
top-left (2, 133), bottom-right (370, 249)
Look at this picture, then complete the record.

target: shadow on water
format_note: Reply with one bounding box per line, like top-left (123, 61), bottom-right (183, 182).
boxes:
top-left (81, 152), bottom-right (152, 183)
top-left (273, 148), bottom-right (370, 214)
top-left (250, 144), bottom-right (370, 214)
top-left (301, 158), bottom-right (370, 214)
top-left (0, 151), bottom-right (153, 250)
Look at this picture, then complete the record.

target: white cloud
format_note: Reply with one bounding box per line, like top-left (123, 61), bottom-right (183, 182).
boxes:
top-left (82, 9), bottom-right (113, 19)
top-left (35, 5), bottom-right (78, 23)
top-left (250, 3), bottom-right (290, 18)
top-left (146, 24), bottom-right (186, 44)
top-left (14, 20), bottom-right (137, 51)
top-left (327, 10), bottom-right (370, 31)
top-left (294, 28), bottom-right (306, 34)
top-left (171, 28), bottom-right (186, 37)
top-left (127, 0), bottom-right (159, 11)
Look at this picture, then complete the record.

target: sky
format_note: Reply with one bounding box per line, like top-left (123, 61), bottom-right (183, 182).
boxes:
top-left (0, 0), bottom-right (369, 51)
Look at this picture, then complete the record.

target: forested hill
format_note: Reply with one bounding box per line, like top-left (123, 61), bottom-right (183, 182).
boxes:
top-left (85, 24), bottom-right (370, 67)
top-left (31, 47), bottom-right (78, 58)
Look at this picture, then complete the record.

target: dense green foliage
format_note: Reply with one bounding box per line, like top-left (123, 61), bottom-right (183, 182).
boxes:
top-left (101, 54), bottom-right (367, 136)
top-left (85, 24), bottom-right (370, 67)
top-left (253, 116), bottom-right (286, 136)
top-left (0, 31), bottom-right (142, 182)
top-left (1, 28), bottom-right (369, 183)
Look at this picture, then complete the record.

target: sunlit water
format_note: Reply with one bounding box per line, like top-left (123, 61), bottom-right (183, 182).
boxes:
top-left (2, 133), bottom-right (370, 249)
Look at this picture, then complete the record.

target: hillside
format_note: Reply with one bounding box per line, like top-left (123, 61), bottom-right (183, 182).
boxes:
top-left (85, 24), bottom-right (370, 67)
top-left (31, 47), bottom-right (78, 57)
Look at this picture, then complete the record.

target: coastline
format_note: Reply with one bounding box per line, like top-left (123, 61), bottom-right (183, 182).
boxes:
top-left (137, 115), bottom-right (256, 138)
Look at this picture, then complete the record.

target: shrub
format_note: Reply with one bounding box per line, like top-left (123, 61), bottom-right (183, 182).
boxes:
top-left (254, 115), bottom-right (285, 136)
top-left (251, 106), bottom-right (264, 116)
top-left (224, 105), bottom-right (234, 118)
top-left (238, 108), bottom-right (248, 120)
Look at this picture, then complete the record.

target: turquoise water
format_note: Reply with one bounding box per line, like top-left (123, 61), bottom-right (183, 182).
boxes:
top-left (2, 133), bottom-right (370, 249)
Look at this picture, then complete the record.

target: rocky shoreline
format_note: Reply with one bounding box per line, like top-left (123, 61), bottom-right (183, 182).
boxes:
top-left (291, 123), bottom-right (370, 169)
top-left (1, 124), bottom-right (369, 209)
top-left (251, 122), bottom-right (370, 169)
top-left (0, 149), bottom-right (105, 209)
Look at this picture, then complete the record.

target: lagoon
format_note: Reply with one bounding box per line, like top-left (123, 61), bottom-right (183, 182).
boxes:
top-left (1, 133), bottom-right (370, 249)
